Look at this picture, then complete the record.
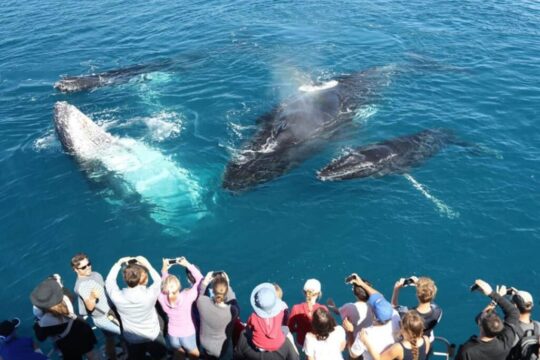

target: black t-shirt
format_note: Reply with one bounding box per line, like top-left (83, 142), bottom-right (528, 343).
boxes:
top-left (396, 303), bottom-right (443, 337)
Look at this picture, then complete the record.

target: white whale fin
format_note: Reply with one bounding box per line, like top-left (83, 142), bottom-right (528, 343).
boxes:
top-left (403, 173), bottom-right (459, 219)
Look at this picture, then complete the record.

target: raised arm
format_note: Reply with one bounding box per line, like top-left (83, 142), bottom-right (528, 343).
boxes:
top-left (136, 256), bottom-right (161, 297)
top-left (350, 274), bottom-right (378, 296)
top-left (106, 257), bottom-right (130, 302)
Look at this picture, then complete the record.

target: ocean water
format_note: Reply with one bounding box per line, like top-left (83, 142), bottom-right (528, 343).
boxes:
top-left (1, 0), bottom-right (539, 351)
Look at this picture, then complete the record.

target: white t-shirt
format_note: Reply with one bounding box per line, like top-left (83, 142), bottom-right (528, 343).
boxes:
top-left (350, 310), bottom-right (400, 360)
top-left (304, 325), bottom-right (346, 360)
top-left (339, 301), bottom-right (373, 338)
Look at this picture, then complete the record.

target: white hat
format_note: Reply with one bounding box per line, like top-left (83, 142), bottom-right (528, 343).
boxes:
top-left (303, 279), bottom-right (321, 293)
top-left (518, 291), bottom-right (534, 306)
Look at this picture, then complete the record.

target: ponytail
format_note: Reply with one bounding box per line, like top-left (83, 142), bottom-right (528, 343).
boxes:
top-left (411, 337), bottom-right (419, 360)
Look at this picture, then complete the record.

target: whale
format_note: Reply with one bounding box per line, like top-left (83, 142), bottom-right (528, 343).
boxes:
top-left (53, 101), bottom-right (205, 227)
top-left (222, 65), bottom-right (396, 191)
top-left (317, 129), bottom-right (460, 181)
top-left (54, 60), bottom-right (174, 93)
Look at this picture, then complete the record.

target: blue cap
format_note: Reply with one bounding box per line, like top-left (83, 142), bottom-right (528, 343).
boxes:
top-left (368, 293), bottom-right (393, 323)
top-left (250, 283), bottom-right (286, 319)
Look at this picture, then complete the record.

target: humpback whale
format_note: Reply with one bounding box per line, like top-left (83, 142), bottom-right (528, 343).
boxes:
top-left (317, 129), bottom-right (459, 181)
top-left (53, 101), bottom-right (205, 226)
top-left (222, 65), bottom-right (396, 191)
top-left (54, 60), bottom-right (174, 93)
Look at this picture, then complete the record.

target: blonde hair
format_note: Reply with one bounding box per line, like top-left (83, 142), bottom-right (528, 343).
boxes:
top-left (48, 301), bottom-right (71, 318)
top-left (416, 277), bottom-right (437, 303)
top-left (161, 275), bottom-right (180, 294)
top-left (273, 283), bottom-right (283, 299)
top-left (401, 311), bottom-right (425, 360)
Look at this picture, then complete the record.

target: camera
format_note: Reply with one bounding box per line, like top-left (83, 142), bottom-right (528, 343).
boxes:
top-left (213, 271), bottom-right (225, 277)
top-left (122, 258), bottom-right (138, 267)
top-left (402, 277), bottom-right (416, 287)
top-left (345, 274), bottom-right (357, 283)
top-left (506, 287), bottom-right (516, 296)
top-left (470, 284), bottom-right (480, 292)
top-left (167, 257), bottom-right (185, 265)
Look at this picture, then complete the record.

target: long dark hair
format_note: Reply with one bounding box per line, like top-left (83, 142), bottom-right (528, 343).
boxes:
top-left (311, 307), bottom-right (337, 341)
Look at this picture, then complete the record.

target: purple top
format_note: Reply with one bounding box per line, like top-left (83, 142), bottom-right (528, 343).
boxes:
top-left (158, 264), bottom-right (203, 337)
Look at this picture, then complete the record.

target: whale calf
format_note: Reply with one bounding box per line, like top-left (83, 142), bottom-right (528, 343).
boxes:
top-left (54, 60), bottom-right (174, 93)
top-left (53, 101), bottom-right (205, 227)
top-left (222, 66), bottom-right (396, 191)
top-left (317, 129), bottom-right (459, 181)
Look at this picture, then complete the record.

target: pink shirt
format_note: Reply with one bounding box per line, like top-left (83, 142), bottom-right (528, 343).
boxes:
top-left (247, 310), bottom-right (286, 351)
top-left (158, 264), bottom-right (203, 337)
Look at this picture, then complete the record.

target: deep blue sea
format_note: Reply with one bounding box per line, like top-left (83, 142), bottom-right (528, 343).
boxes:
top-left (1, 0), bottom-right (539, 352)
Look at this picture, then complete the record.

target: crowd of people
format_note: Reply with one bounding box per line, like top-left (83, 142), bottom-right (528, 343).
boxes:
top-left (0, 254), bottom-right (538, 360)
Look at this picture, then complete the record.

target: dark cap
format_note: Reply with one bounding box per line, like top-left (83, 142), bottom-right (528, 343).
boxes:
top-left (30, 278), bottom-right (63, 309)
top-left (0, 318), bottom-right (20, 338)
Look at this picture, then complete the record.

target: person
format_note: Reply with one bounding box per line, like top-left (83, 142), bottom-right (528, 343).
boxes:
top-left (455, 279), bottom-right (520, 360)
top-left (288, 279), bottom-right (328, 347)
top-left (234, 283), bottom-right (298, 360)
top-left (507, 288), bottom-right (539, 360)
top-left (303, 307), bottom-right (346, 360)
top-left (327, 276), bottom-right (374, 356)
top-left (348, 275), bottom-right (400, 360)
top-left (360, 310), bottom-right (431, 360)
top-left (158, 257), bottom-right (203, 360)
top-left (30, 276), bottom-right (98, 360)
top-left (0, 318), bottom-right (48, 360)
top-left (197, 271), bottom-right (239, 359)
top-left (71, 253), bottom-right (121, 360)
top-left (106, 256), bottom-right (167, 360)
top-left (391, 276), bottom-right (442, 341)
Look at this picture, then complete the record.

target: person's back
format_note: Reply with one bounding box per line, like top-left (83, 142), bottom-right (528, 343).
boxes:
top-left (508, 290), bottom-right (539, 360)
top-left (197, 272), bottom-right (239, 358)
top-left (303, 308), bottom-right (346, 360)
top-left (106, 257), bottom-right (161, 344)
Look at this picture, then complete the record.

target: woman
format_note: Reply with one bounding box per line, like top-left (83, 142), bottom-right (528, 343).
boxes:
top-left (360, 310), bottom-right (430, 360)
top-left (288, 279), bottom-right (327, 347)
top-left (31, 276), bottom-right (97, 360)
top-left (159, 257), bottom-right (203, 360)
top-left (303, 308), bottom-right (346, 360)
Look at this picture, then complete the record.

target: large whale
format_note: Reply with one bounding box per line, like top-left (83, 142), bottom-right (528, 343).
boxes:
top-left (54, 60), bottom-right (175, 93)
top-left (222, 65), bottom-right (396, 191)
top-left (317, 129), bottom-right (461, 181)
top-left (53, 101), bottom-right (205, 227)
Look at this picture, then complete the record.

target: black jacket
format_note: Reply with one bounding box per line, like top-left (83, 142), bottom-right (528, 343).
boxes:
top-left (456, 292), bottom-right (520, 360)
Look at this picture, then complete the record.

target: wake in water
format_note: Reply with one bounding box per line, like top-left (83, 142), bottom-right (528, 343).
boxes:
top-left (404, 173), bottom-right (459, 219)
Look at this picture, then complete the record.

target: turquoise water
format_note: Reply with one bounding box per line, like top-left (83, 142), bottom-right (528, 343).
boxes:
top-left (1, 0), bottom-right (539, 348)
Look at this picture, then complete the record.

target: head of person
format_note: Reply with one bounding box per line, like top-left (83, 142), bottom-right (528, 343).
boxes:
top-left (353, 282), bottom-right (370, 302)
top-left (251, 283), bottom-right (285, 318)
top-left (30, 278), bottom-right (67, 317)
top-left (513, 291), bottom-right (534, 314)
top-left (0, 318), bottom-right (20, 343)
top-left (123, 263), bottom-right (148, 288)
top-left (369, 293), bottom-right (394, 325)
top-left (416, 277), bottom-right (437, 304)
top-left (401, 310), bottom-right (424, 341)
top-left (304, 279), bottom-right (322, 304)
top-left (212, 275), bottom-right (229, 304)
top-left (71, 253), bottom-right (92, 277)
top-left (162, 275), bottom-right (181, 299)
top-left (477, 310), bottom-right (504, 338)
top-left (311, 307), bottom-right (337, 341)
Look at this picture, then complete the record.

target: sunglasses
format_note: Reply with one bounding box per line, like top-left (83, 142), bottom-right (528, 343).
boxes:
top-left (78, 262), bottom-right (92, 270)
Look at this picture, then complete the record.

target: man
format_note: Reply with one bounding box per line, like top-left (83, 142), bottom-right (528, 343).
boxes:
top-left (197, 271), bottom-right (239, 359)
top-left (455, 279), bottom-right (520, 360)
top-left (508, 289), bottom-right (539, 360)
top-left (391, 276), bottom-right (443, 341)
top-left (347, 274), bottom-right (400, 360)
top-left (72, 253), bottom-right (121, 360)
top-left (327, 279), bottom-right (374, 358)
top-left (106, 256), bottom-right (166, 360)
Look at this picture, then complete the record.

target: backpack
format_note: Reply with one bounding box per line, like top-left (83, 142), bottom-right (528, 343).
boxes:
top-left (510, 321), bottom-right (540, 360)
